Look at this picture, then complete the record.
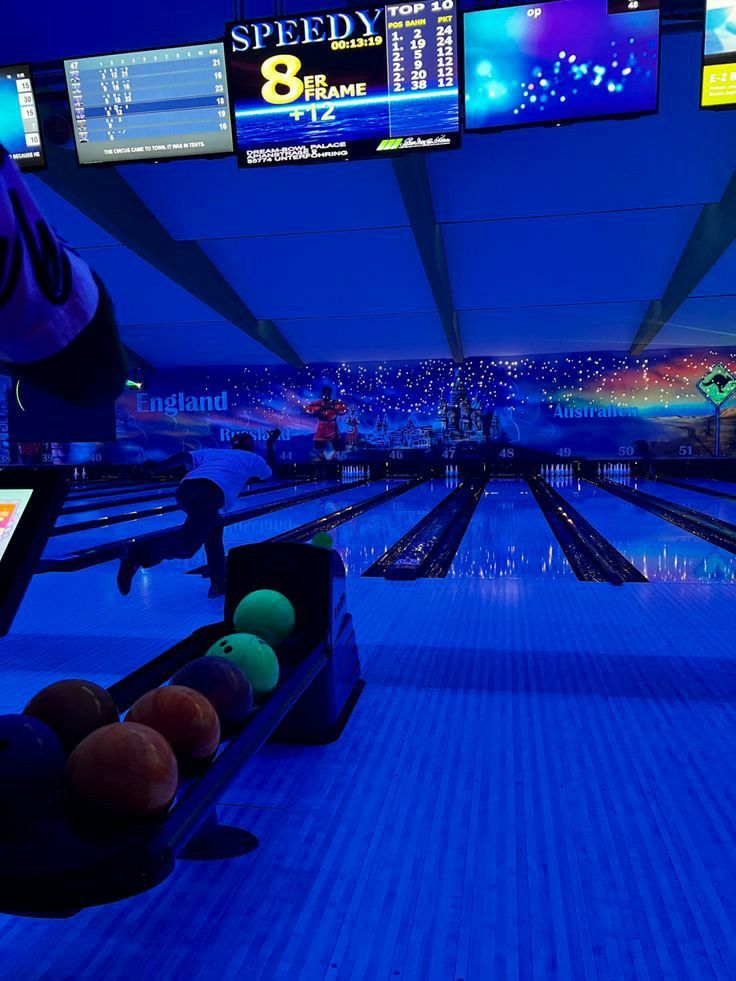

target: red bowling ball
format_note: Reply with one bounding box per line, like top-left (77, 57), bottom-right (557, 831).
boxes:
top-left (125, 685), bottom-right (221, 764)
top-left (24, 679), bottom-right (120, 753)
top-left (66, 722), bottom-right (178, 820)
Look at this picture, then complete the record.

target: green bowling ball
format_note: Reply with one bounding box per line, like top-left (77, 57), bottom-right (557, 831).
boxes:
top-left (206, 634), bottom-right (279, 698)
top-left (311, 532), bottom-right (334, 550)
top-left (233, 589), bottom-right (295, 647)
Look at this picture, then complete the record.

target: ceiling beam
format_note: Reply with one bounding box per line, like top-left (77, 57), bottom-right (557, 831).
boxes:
top-left (392, 155), bottom-right (464, 363)
top-left (37, 145), bottom-right (304, 368)
top-left (630, 168), bottom-right (736, 355)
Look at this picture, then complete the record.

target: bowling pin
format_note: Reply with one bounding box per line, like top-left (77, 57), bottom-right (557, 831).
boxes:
top-left (73, 467), bottom-right (79, 482)
top-left (81, 466), bottom-right (87, 480)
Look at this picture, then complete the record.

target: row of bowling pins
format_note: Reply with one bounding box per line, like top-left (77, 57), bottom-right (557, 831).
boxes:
top-left (341, 465), bottom-right (369, 479)
top-left (72, 467), bottom-right (88, 481)
top-left (540, 464), bottom-right (574, 478)
top-left (599, 462), bottom-right (631, 477)
top-left (444, 464), bottom-right (460, 477)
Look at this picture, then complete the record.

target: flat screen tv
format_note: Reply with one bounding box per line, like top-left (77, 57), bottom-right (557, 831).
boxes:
top-left (64, 42), bottom-right (234, 165)
top-left (463, 0), bottom-right (660, 133)
top-left (0, 64), bottom-right (45, 170)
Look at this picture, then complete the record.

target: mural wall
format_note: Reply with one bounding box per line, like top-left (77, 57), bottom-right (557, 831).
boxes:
top-left (12, 349), bottom-right (736, 466)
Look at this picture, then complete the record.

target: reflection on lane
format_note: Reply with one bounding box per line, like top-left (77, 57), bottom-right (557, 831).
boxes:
top-left (555, 476), bottom-right (736, 582)
top-left (449, 478), bottom-right (574, 579)
top-left (331, 479), bottom-right (454, 576)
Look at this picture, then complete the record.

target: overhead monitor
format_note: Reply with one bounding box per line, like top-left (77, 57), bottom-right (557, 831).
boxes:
top-left (226, 2), bottom-right (461, 168)
top-left (702, 0), bottom-right (736, 108)
top-left (0, 64), bottom-right (45, 170)
top-left (463, 0), bottom-right (660, 133)
top-left (64, 42), bottom-right (234, 165)
top-left (0, 469), bottom-right (66, 636)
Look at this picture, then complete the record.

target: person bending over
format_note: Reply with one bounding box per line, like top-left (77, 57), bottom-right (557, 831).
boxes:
top-left (117, 433), bottom-right (271, 599)
top-left (0, 145), bottom-right (126, 406)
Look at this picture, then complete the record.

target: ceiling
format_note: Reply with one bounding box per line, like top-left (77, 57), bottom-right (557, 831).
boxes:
top-left (5, 2), bottom-right (735, 368)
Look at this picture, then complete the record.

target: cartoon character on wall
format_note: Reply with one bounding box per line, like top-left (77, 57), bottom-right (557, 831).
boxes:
top-left (304, 385), bottom-right (348, 459)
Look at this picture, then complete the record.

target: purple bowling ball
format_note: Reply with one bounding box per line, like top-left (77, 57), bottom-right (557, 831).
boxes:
top-left (171, 656), bottom-right (253, 734)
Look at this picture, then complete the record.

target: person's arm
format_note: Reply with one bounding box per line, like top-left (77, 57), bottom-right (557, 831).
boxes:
top-left (0, 146), bottom-right (126, 406)
top-left (146, 452), bottom-right (192, 476)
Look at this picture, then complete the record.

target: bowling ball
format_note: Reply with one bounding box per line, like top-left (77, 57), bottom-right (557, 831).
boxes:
top-left (171, 657), bottom-right (253, 734)
top-left (206, 634), bottom-right (279, 699)
top-left (233, 589), bottom-right (295, 647)
top-left (126, 686), bottom-right (220, 764)
top-left (311, 532), bottom-right (333, 550)
top-left (66, 722), bottom-right (178, 820)
top-left (24, 679), bottom-right (119, 753)
top-left (0, 714), bottom-right (66, 824)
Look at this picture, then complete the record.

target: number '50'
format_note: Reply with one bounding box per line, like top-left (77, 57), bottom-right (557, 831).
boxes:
top-left (261, 55), bottom-right (304, 104)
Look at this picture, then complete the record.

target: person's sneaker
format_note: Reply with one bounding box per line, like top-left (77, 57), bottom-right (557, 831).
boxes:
top-left (208, 580), bottom-right (225, 599)
top-left (117, 549), bottom-right (140, 596)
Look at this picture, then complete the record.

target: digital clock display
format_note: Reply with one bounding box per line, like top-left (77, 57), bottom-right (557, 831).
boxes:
top-left (225, 2), bottom-right (461, 168)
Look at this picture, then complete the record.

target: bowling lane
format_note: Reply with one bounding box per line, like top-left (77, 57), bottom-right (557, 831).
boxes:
top-left (56, 494), bottom-right (177, 526)
top-left (43, 480), bottom-right (342, 559)
top-left (215, 478), bottom-right (405, 561)
top-left (448, 477), bottom-right (575, 579)
top-left (556, 478), bottom-right (736, 582)
top-left (331, 478), bottom-right (454, 575)
top-left (659, 476), bottom-right (736, 498)
top-left (62, 486), bottom-right (178, 512)
top-left (622, 476), bottom-right (736, 524)
top-left (66, 481), bottom-right (177, 499)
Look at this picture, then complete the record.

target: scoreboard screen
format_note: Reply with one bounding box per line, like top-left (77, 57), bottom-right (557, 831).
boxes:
top-left (702, 0), bottom-right (736, 107)
top-left (0, 65), bottom-right (44, 170)
top-left (64, 43), bottom-right (234, 165)
top-left (464, 0), bottom-right (660, 132)
top-left (226, 2), bottom-right (460, 168)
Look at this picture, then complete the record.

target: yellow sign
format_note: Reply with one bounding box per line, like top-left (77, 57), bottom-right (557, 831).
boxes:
top-left (702, 63), bottom-right (736, 106)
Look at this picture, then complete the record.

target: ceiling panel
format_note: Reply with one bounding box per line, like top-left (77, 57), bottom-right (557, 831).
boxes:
top-left (121, 322), bottom-right (281, 366)
top-left (462, 302), bottom-right (646, 357)
top-left (202, 228), bottom-right (434, 319)
top-left (430, 33), bottom-right (736, 223)
top-left (122, 157), bottom-right (407, 240)
top-left (277, 313), bottom-right (449, 363)
top-left (445, 206), bottom-right (701, 310)
top-left (78, 247), bottom-right (226, 325)
top-left (655, 297), bottom-right (736, 348)
top-left (692, 238), bottom-right (736, 297)
top-left (0, 2), bottom-right (232, 63)
top-left (25, 177), bottom-right (118, 249)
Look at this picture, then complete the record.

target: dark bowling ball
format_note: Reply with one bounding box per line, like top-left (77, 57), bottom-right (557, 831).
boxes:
top-left (24, 679), bottom-right (119, 753)
top-left (171, 656), bottom-right (254, 734)
top-left (66, 722), bottom-right (178, 820)
top-left (0, 714), bottom-right (66, 824)
top-left (125, 686), bottom-right (221, 764)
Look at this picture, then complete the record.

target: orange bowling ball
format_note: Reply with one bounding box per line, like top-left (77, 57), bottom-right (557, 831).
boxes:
top-left (125, 686), bottom-right (221, 764)
top-left (66, 722), bottom-right (178, 819)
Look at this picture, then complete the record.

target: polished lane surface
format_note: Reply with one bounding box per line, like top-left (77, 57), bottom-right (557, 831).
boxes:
top-left (556, 477), bottom-right (736, 581)
top-left (449, 477), bottom-right (575, 579)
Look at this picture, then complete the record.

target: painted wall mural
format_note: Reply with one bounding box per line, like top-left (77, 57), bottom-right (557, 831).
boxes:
top-left (12, 348), bottom-right (736, 466)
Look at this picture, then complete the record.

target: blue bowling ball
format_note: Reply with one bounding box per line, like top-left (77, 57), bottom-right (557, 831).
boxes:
top-left (170, 656), bottom-right (254, 733)
top-left (0, 714), bottom-right (66, 824)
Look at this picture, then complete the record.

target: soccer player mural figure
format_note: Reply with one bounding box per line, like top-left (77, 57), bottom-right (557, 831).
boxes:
top-left (305, 385), bottom-right (348, 460)
top-left (346, 404), bottom-right (360, 448)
